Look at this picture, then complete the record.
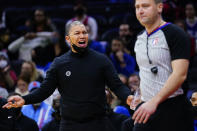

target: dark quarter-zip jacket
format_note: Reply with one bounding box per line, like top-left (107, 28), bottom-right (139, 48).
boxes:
top-left (23, 48), bottom-right (131, 121)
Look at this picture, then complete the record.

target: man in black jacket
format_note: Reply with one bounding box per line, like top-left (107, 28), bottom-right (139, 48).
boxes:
top-left (3, 21), bottom-right (131, 131)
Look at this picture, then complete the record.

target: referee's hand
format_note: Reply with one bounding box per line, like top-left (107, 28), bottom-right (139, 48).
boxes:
top-left (2, 95), bottom-right (25, 109)
top-left (132, 99), bottom-right (158, 124)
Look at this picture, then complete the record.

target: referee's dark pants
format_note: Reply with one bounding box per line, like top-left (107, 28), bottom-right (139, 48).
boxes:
top-left (59, 116), bottom-right (116, 131)
top-left (132, 95), bottom-right (194, 131)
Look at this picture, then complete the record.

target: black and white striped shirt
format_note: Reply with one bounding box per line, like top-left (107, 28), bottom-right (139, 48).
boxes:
top-left (135, 23), bottom-right (190, 102)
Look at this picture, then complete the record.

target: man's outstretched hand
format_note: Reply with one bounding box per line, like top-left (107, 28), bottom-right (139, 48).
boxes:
top-left (2, 95), bottom-right (25, 109)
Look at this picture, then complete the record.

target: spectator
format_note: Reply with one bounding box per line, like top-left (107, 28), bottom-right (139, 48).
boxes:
top-left (0, 28), bottom-right (11, 51)
top-left (127, 73), bottom-right (140, 95)
top-left (15, 73), bottom-right (31, 96)
top-left (0, 51), bottom-right (17, 91)
top-left (110, 37), bottom-right (136, 77)
top-left (20, 61), bottom-right (44, 82)
top-left (21, 81), bottom-right (53, 130)
top-left (185, 2), bottom-right (197, 41)
top-left (108, 74), bottom-right (128, 110)
top-left (174, 19), bottom-right (196, 68)
top-left (105, 88), bottom-right (129, 131)
top-left (163, 0), bottom-right (186, 21)
top-left (25, 8), bottom-right (57, 33)
top-left (190, 90), bottom-right (197, 131)
top-left (8, 8), bottom-right (58, 62)
top-left (118, 74), bottom-right (128, 85)
top-left (105, 23), bottom-right (138, 58)
top-left (119, 23), bottom-right (137, 57)
top-left (113, 74), bottom-right (135, 117)
top-left (88, 40), bottom-right (106, 54)
top-left (0, 86), bottom-right (8, 98)
top-left (66, 3), bottom-right (98, 40)
top-left (191, 90), bottom-right (197, 107)
top-left (86, 24), bottom-right (105, 53)
top-left (53, 35), bottom-right (70, 58)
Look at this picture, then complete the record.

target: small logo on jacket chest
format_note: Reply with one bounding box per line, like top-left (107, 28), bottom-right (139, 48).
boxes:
top-left (152, 37), bottom-right (159, 45)
top-left (65, 71), bottom-right (71, 76)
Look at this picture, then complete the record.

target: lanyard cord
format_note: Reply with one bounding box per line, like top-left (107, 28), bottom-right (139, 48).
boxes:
top-left (146, 36), bottom-right (152, 64)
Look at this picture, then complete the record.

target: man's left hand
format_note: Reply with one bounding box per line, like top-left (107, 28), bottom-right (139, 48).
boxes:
top-left (132, 99), bottom-right (158, 124)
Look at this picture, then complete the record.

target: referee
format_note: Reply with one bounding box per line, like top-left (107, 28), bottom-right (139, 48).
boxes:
top-left (127, 0), bottom-right (194, 131)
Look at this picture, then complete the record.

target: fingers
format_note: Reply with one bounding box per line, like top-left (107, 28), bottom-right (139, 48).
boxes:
top-left (132, 107), bottom-right (139, 120)
top-left (137, 110), bottom-right (146, 124)
top-left (8, 95), bottom-right (23, 102)
top-left (2, 102), bottom-right (14, 109)
top-left (2, 95), bottom-right (24, 109)
top-left (7, 96), bottom-right (16, 102)
top-left (143, 114), bottom-right (150, 124)
top-left (132, 107), bottom-right (151, 124)
top-left (17, 100), bottom-right (24, 107)
top-left (134, 109), bottom-right (143, 124)
top-left (2, 101), bottom-right (22, 109)
top-left (132, 107), bottom-right (142, 124)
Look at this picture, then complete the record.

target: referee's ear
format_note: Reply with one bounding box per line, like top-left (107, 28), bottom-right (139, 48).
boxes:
top-left (157, 2), bottom-right (163, 14)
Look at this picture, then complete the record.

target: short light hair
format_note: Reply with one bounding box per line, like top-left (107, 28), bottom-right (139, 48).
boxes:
top-left (154, 0), bottom-right (163, 4)
top-left (65, 21), bottom-right (84, 36)
top-left (135, 0), bottom-right (163, 4)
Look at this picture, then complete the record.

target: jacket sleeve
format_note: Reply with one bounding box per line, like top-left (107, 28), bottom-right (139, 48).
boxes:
top-left (103, 55), bottom-right (131, 102)
top-left (8, 36), bottom-right (25, 52)
top-left (22, 58), bottom-right (59, 104)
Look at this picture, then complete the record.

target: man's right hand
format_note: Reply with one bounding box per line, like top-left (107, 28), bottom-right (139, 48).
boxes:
top-left (2, 95), bottom-right (25, 109)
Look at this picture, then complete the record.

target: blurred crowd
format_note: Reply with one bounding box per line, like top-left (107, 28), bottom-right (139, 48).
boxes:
top-left (0, 0), bottom-right (197, 130)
